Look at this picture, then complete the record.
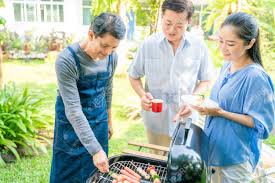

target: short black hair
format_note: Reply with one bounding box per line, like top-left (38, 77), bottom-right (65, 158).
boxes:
top-left (161, 0), bottom-right (194, 19)
top-left (90, 13), bottom-right (126, 40)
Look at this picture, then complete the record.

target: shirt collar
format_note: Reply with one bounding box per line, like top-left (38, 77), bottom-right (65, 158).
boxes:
top-left (158, 32), bottom-right (191, 48)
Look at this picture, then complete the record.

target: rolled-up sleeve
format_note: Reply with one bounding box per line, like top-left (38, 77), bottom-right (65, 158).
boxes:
top-left (127, 43), bottom-right (145, 79)
top-left (198, 42), bottom-right (215, 81)
top-left (253, 120), bottom-right (266, 139)
top-left (243, 73), bottom-right (275, 139)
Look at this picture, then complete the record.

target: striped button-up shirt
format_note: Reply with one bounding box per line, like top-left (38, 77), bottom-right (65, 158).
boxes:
top-left (128, 32), bottom-right (215, 135)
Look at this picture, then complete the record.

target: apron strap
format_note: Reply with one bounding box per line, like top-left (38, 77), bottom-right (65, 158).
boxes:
top-left (67, 46), bottom-right (82, 75)
top-left (68, 46), bottom-right (114, 77)
top-left (107, 54), bottom-right (113, 74)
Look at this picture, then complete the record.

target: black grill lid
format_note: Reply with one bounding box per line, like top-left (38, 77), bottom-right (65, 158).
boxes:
top-left (166, 118), bottom-right (209, 183)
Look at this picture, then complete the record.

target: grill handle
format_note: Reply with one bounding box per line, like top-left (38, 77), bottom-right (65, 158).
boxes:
top-left (171, 118), bottom-right (192, 146)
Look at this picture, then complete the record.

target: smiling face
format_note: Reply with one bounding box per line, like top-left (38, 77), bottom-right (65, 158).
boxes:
top-left (161, 9), bottom-right (190, 44)
top-left (86, 31), bottom-right (120, 60)
top-left (218, 25), bottom-right (253, 62)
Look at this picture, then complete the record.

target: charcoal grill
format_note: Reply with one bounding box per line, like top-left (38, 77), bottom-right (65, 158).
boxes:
top-left (87, 118), bottom-right (209, 183)
top-left (87, 154), bottom-right (167, 183)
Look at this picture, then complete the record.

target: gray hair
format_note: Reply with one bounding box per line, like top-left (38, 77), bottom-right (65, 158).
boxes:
top-left (90, 13), bottom-right (126, 40)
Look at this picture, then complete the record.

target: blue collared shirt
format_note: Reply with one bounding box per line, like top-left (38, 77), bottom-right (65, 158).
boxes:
top-left (204, 62), bottom-right (275, 169)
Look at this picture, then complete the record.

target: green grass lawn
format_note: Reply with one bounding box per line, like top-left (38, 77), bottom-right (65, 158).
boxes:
top-left (0, 151), bottom-right (52, 183)
top-left (0, 76), bottom-right (146, 182)
top-left (0, 58), bottom-right (275, 183)
top-left (0, 59), bottom-right (146, 182)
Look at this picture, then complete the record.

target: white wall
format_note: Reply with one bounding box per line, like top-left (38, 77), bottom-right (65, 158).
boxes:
top-left (0, 0), bottom-right (89, 39)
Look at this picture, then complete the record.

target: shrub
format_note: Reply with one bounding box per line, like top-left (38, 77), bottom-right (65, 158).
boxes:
top-left (206, 40), bottom-right (223, 68)
top-left (0, 82), bottom-right (52, 165)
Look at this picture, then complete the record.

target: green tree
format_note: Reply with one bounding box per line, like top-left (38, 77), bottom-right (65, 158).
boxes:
top-left (243, 0), bottom-right (275, 68)
top-left (204, 0), bottom-right (275, 68)
top-left (203, 0), bottom-right (239, 33)
top-left (136, 0), bottom-right (163, 34)
top-left (91, 0), bottom-right (163, 34)
top-left (91, 0), bottom-right (122, 15)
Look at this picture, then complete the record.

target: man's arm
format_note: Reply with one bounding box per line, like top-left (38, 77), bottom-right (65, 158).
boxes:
top-left (128, 76), bottom-right (146, 98)
top-left (105, 81), bottom-right (114, 139)
top-left (127, 42), bottom-right (147, 98)
top-left (128, 42), bottom-right (153, 110)
top-left (129, 76), bottom-right (153, 111)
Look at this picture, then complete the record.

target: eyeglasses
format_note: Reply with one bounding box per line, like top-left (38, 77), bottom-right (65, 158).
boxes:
top-left (162, 19), bottom-right (186, 30)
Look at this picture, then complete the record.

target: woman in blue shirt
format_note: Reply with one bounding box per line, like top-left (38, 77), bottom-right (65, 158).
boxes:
top-left (189, 12), bottom-right (275, 182)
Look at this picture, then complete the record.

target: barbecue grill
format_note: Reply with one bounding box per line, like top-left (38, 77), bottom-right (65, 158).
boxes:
top-left (87, 154), bottom-right (167, 183)
top-left (87, 118), bottom-right (209, 183)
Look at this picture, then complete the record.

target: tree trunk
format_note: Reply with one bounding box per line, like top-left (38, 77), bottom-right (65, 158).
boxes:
top-left (149, 0), bottom-right (162, 34)
top-left (154, 1), bottom-right (161, 33)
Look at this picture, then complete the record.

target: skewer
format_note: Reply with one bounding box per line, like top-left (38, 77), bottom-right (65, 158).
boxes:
top-left (130, 162), bottom-right (150, 180)
top-left (146, 166), bottom-right (161, 183)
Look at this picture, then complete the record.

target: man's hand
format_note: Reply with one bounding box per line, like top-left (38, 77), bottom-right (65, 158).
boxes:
top-left (108, 124), bottom-right (113, 139)
top-left (141, 92), bottom-right (153, 111)
top-left (173, 105), bottom-right (192, 122)
top-left (93, 150), bottom-right (109, 173)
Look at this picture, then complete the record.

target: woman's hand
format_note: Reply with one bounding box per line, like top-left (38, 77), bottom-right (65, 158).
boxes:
top-left (191, 104), bottom-right (223, 116)
top-left (93, 150), bottom-right (109, 173)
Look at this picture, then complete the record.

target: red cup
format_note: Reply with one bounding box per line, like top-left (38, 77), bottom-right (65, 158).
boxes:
top-left (151, 99), bottom-right (163, 113)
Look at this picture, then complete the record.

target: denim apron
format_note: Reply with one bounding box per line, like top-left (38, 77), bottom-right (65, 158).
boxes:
top-left (50, 46), bottom-right (112, 183)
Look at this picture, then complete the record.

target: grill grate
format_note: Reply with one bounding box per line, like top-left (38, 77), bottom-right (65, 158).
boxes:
top-left (98, 160), bottom-right (167, 182)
